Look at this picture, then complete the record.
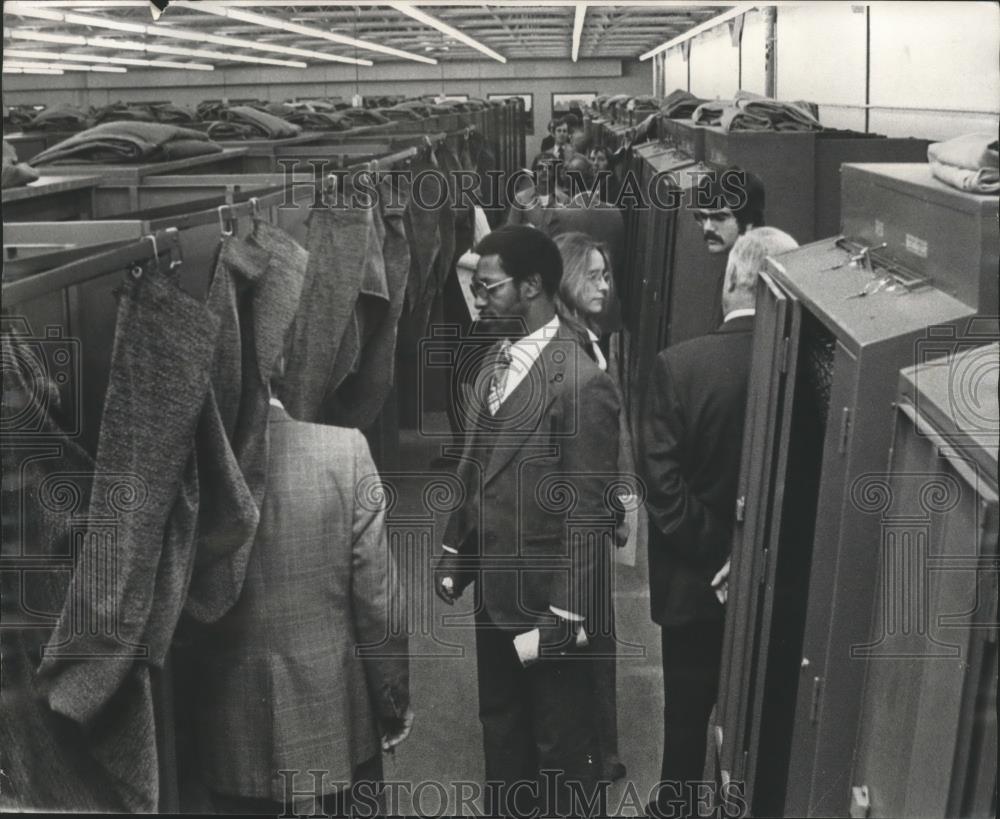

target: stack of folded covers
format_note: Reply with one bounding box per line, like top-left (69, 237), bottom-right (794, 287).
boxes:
top-left (92, 103), bottom-right (156, 124)
top-left (31, 121), bottom-right (223, 166)
top-left (2, 139), bottom-right (40, 188)
top-left (205, 105), bottom-right (302, 140)
top-left (24, 105), bottom-right (93, 133)
top-left (148, 103), bottom-right (196, 125)
top-left (630, 94), bottom-right (662, 114)
top-left (660, 89), bottom-right (707, 119)
top-left (7, 106), bottom-right (38, 129)
top-left (283, 110), bottom-right (355, 131)
top-left (288, 99), bottom-right (349, 113)
top-left (335, 107), bottom-right (391, 127)
top-left (927, 133), bottom-right (1000, 194)
top-left (374, 107), bottom-right (423, 122)
top-left (693, 90), bottom-right (821, 132)
top-left (394, 101), bottom-right (432, 118)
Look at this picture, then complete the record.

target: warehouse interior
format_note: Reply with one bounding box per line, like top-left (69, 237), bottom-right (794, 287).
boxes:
top-left (2, 1), bottom-right (998, 817)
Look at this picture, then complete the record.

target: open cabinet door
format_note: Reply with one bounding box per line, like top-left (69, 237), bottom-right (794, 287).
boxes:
top-left (715, 269), bottom-right (801, 808)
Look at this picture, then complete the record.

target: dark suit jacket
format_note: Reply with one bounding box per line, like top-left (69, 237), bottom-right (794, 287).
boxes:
top-left (639, 316), bottom-right (754, 628)
top-left (439, 321), bottom-right (621, 642)
top-left (194, 406), bottom-right (408, 799)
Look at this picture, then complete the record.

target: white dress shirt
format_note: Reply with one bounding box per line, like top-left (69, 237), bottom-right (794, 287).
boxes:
top-left (492, 314), bottom-right (561, 407)
top-left (586, 328), bottom-right (607, 372)
top-left (723, 307), bottom-right (756, 323)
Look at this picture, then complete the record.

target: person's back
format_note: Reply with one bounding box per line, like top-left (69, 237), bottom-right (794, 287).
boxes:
top-left (194, 405), bottom-right (409, 809)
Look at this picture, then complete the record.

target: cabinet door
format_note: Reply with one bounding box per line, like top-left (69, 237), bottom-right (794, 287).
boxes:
top-left (716, 269), bottom-right (801, 807)
top-left (851, 400), bottom-right (999, 818)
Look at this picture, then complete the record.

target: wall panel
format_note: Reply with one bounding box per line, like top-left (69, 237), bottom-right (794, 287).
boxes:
top-left (740, 9), bottom-right (768, 95)
top-left (869, 1), bottom-right (1000, 139)
top-left (689, 25), bottom-right (739, 100)
top-left (661, 1), bottom-right (998, 141)
top-left (777, 4), bottom-right (866, 107)
top-left (664, 50), bottom-right (688, 95)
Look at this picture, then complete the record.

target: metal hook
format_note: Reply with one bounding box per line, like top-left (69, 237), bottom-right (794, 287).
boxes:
top-left (248, 196), bottom-right (260, 219)
top-left (218, 204), bottom-right (234, 237)
top-left (164, 227), bottom-right (183, 273)
top-left (145, 232), bottom-right (160, 273)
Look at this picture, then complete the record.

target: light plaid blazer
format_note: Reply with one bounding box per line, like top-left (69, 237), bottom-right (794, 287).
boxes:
top-left (194, 405), bottom-right (408, 799)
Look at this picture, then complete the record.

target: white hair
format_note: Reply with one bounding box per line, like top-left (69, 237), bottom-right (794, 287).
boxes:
top-left (724, 226), bottom-right (799, 297)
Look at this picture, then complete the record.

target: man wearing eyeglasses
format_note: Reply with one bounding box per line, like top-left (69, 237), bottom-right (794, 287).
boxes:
top-left (434, 225), bottom-right (621, 817)
top-left (689, 166), bottom-right (767, 333)
top-left (692, 166), bottom-right (766, 256)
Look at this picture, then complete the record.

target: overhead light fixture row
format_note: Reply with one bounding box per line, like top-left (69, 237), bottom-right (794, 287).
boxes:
top-left (4, 2), bottom-right (373, 66)
top-left (386, 2), bottom-right (507, 63)
top-left (639, 4), bottom-right (757, 60)
top-left (3, 65), bottom-right (64, 74)
top-left (4, 58), bottom-right (127, 72)
top-left (5, 27), bottom-right (309, 68)
top-left (4, 47), bottom-right (214, 70)
top-left (571, 3), bottom-right (586, 62)
top-left (173, 1), bottom-right (437, 65)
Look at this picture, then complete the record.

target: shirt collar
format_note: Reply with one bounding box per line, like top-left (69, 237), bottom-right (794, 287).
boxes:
top-left (513, 314), bottom-right (560, 345)
top-left (269, 396), bottom-right (285, 409)
top-left (723, 308), bottom-right (756, 323)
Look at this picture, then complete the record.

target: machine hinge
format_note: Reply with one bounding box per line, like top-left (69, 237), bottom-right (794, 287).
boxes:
top-left (779, 336), bottom-right (791, 373)
top-left (810, 675), bottom-right (824, 723)
top-left (838, 407), bottom-right (852, 454)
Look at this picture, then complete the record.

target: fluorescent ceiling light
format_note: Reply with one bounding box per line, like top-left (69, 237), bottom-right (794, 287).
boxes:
top-left (640, 4), bottom-right (757, 60)
top-left (5, 28), bottom-right (87, 45)
top-left (387, 2), bottom-right (506, 63)
top-left (3, 66), bottom-right (65, 74)
top-left (3, 3), bottom-right (63, 21)
top-left (4, 48), bottom-right (213, 70)
top-left (174, 1), bottom-right (437, 65)
top-left (63, 11), bottom-right (145, 32)
top-left (7, 28), bottom-right (309, 68)
top-left (146, 23), bottom-right (374, 65)
top-left (5, 59), bottom-right (126, 72)
top-left (572, 3), bottom-right (585, 62)
top-left (4, 3), bottom-right (372, 66)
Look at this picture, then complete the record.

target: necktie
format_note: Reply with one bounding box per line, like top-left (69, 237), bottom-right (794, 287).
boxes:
top-left (487, 339), bottom-right (513, 415)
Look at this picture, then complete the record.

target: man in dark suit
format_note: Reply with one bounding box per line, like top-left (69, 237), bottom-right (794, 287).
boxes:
top-left (639, 227), bottom-right (798, 816)
top-left (435, 225), bottom-right (621, 817)
top-left (192, 387), bottom-right (411, 816)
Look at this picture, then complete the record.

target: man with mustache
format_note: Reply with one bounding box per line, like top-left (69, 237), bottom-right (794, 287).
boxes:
top-left (688, 166), bottom-right (768, 332)
top-left (435, 225), bottom-right (621, 817)
top-left (692, 166), bottom-right (766, 256)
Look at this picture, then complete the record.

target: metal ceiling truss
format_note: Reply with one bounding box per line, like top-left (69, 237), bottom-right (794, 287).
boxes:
top-left (3, 2), bottom-right (732, 69)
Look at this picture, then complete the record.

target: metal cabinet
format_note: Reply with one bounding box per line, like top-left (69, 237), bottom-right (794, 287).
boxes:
top-left (702, 126), bottom-right (817, 244)
top-left (660, 117), bottom-right (706, 163)
top-left (850, 341), bottom-right (998, 819)
top-left (813, 135), bottom-right (929, 239)
top-left (715, 163), bottom-right (998, 816)
top-left (2, 175), bottom-right (100, 222)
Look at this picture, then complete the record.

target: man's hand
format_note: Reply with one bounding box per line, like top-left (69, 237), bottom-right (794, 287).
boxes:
top-left (381, 708), bottom-right (414, 752)
top-left (711, 559), bottom-right (731, 605)
top-left (435, 574), bottom-right (458, 605)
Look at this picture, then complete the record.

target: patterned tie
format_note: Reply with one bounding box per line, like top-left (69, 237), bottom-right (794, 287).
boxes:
top-left (487, 339), bottom-right (513, 415)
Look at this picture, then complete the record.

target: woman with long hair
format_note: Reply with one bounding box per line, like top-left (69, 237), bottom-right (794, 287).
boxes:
top-left (553, 231), bottom-right (637, 784)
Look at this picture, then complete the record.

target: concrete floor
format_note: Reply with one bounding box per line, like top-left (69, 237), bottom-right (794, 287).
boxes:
top-left (386, 417), bottom-right (664, 816)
